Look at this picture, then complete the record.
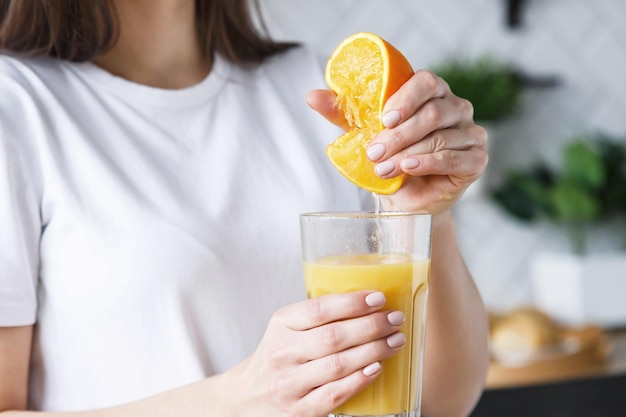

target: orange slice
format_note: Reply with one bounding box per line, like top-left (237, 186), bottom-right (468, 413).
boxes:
top-left (325, 32), bottom-right (414, 194)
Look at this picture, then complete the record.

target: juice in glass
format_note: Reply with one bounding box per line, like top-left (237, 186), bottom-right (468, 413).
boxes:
top-left (304, 253), bottom-right (430, 416)
top-left (300, 212), bottom-right (432, 417)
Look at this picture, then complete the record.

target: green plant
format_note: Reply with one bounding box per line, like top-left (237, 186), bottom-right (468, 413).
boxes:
top-left (492, 133), bottom-right (626, 254)
top-left (433, 55), bottom-right (523, 121)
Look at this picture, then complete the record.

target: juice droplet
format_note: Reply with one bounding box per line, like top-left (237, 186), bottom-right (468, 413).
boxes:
top-left (371, 192), bottom-right (383, 255)
top-left (372, 192), bottom-right (382, 214)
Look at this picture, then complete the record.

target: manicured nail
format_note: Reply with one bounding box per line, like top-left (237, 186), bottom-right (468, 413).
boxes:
top-left (363, 362), bottom-right (382, 376)
top-left (382, 110), bottom-right (401, 128)
top-left (387, 332), bottom-right (406, 348)
top-left (401, 158), bottom-right (420, 170)
top-left (387, 311), bottom-right (405, 326)
top-left (365, 292), bottom-right (386, 307)
top-left (366, 143), bottom-right (385, 161)
top-left (374, 160), bottom-right (396, 177)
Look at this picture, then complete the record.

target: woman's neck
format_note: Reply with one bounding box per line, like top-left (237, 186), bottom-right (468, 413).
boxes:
top-left (92, 0), bottom-right (212, 89)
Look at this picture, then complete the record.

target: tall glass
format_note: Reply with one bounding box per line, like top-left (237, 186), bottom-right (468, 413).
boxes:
top-left (300, 212), bottom-right (432, 417)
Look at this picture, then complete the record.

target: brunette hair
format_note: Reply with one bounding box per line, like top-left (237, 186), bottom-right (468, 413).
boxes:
top-left (0, 0), bottom-right (296, 63)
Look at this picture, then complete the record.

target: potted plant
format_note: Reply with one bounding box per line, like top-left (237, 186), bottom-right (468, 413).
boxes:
top-left (491, 133), bottom-right (626, 327)
top-left (433, 55), bottom-right (524, 122)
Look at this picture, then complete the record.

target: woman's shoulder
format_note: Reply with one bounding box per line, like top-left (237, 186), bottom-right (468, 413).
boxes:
top-left (0, 54), bottom-right (35, 90)
top-left (0, 53), bottom-right (32, 74)
top-left (0, 55), bottom-right (70, 150)
top-left (0, 54), bottom-right (72, 101)
top-left (0, 53), bottom-right (60, 80)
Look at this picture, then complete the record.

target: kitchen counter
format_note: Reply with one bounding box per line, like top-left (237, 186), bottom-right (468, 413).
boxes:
top-left (486, 326), bottom-right (626, 389)
top-left (470, 328), bottom-right (626, 417)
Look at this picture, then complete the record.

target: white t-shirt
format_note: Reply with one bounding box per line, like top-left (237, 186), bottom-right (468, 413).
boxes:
top-left (0, 46), bottom-right (369, 411)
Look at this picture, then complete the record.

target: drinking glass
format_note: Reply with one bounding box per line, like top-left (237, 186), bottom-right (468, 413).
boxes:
top-left (300, 212), bottom-right (432, 417)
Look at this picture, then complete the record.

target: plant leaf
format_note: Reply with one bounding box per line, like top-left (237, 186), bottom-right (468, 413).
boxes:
top-left (563, 140), bottom-right (605, 189)
top-left (433, 55), bottom-right (521, 122)
top-left (491, 170), bottom-right (550, 221)
top-left (550, 181), bottom-right (600, 222)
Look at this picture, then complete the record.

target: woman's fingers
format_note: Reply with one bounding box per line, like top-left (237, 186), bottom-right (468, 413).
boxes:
top-left (270, 292), bottom-right (404, 366)
top-left (289, 310), bottom-right (405, 360)
top-left (401, 123), bottom-right (488, 156)
top-left (293, 333), bottom-right (407, 415)
top-left (236, 292), bottom-right (410, 417)
top-left (274, 291), bottom-right (387, 331)
top-left (296, 331), bottom-right (405, 393)
top-left (306, 89), bottom-right (351, 131)
top-left (381, 70), bottom-right (449, 129)
top-left (370, 97), bottom-right (475, 163)
top-left (370, 124), bottom-right (487, 180)
top-left (294, 363), bottom-right (382, 417)
top-left (306, 70), bottom-right (450, 134)
top-left (401, 131), bottom-right (488, 180)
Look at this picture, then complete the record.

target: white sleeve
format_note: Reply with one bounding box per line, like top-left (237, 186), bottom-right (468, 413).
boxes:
top-left (0, 122), bottom-right (40, 326)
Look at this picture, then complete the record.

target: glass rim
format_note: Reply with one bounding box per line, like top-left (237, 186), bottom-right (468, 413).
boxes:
top-left (299, 211), bottom-right (432, 220)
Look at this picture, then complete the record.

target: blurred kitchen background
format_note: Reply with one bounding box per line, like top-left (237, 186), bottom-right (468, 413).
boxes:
top-left (259, 0), bottom-right (626, 318)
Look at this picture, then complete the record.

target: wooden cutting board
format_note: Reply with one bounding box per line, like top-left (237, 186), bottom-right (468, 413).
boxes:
top-left (487, 326), bottom-right (612, 388)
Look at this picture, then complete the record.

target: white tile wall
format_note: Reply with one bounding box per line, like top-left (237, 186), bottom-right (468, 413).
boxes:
top-left (259, 0), bottom-right (626, 313)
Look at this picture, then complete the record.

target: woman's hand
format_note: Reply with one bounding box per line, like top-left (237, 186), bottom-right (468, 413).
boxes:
top-left (224, 291), bottom-right (406, 417)
top-left (307, 69), bottom-right (488, 214)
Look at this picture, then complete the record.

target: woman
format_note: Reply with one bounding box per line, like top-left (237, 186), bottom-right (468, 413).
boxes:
top-left (0, 1), bottom-right (489, 417)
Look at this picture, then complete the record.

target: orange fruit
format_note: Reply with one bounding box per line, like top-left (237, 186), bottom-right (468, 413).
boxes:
top-left (325, 32), bottom-right (414, 195)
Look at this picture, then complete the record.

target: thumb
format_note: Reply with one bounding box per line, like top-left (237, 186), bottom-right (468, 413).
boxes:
top-left (306, 89), bottom-right (350, 131)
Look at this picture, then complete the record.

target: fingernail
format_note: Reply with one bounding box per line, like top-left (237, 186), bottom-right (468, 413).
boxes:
top-left (387, 311), bottom-right (405, 326)
top-left (366, 143), bottom-right (385, 161)
top-left (387, 332), bottom-right (406, 348)
top-left (365, 292), bottom-right (386, 307)
top-left (363, 362), bottom-right (382, 376)
top-left (374, 160), bottom-right (395, 177)
top-left (382, 110), bottom-right (401, 128)
top-left (401, 158), bottom-right (420, 170)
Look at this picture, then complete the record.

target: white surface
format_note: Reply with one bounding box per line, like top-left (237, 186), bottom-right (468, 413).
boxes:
top-left (531, 253), bottom-right (626, 327)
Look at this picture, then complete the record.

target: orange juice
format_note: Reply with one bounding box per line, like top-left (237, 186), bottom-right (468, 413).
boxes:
top-left (304, 253), bottom-right (430, 416)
